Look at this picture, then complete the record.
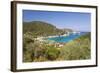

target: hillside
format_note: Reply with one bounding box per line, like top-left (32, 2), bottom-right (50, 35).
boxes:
top-left (23, 21), bottom-right (73, 36)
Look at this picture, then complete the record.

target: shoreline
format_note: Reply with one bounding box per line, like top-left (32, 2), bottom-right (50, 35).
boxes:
top-left (35, 31), bottom-right (83, 42)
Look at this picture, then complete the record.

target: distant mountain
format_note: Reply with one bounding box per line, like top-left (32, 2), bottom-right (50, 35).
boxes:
top-left (23, 21), bottom-right (73, 36)
top-left (62, 28), bottom-right (73, 32)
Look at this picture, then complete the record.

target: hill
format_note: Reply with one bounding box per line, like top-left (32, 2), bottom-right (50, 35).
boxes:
top-left (23, 21), bottom-right (73, 36)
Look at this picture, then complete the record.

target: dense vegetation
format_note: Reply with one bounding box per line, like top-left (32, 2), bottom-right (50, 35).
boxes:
top-left (23, 21), bottom-right (91, 62)
top-left (58, 33), bottom-right (91, 60)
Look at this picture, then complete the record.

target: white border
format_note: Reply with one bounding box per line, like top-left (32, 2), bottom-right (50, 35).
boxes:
top-left (17, 3), bottom-right (96, 69)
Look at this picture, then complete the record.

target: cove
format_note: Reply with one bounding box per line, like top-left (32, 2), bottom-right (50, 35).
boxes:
top-left (47, 32), bottom-right (87, 43)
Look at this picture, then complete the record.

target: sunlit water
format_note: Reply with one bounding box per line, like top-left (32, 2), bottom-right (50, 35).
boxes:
top-left (47, 32), bottom-right (87, 43)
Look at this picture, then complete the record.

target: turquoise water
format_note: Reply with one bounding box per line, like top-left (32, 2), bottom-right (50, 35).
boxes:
top-left (47, 32), bottom-right (87, 43)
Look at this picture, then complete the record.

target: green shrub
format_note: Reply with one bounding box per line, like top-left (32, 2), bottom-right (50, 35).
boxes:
top-left (45, 46), bottom-right (60, 60)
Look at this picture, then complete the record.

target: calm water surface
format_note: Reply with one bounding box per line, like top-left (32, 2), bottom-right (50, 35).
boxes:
top-left (47, 32), bottom-right (87, 43)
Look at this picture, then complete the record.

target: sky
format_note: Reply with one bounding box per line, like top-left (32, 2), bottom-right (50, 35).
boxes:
top-left (23, 10), bottom-right (91, 32)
